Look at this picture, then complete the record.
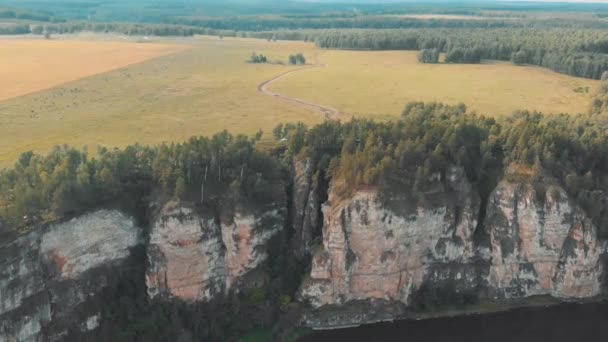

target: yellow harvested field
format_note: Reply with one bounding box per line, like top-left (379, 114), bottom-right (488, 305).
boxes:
top-left (271, 50), bottom-right (600, 120)
top-left (0, 39), bottom-right (188, 101)
top-left (0, 37), bottom-right (322, 166)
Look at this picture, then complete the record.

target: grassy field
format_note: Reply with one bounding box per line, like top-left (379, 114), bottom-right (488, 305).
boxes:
top-left (0, 36), bottom-right (322, 166)
top-left (0, 35), bottom-right (600, 167)
top-left (271, 50), bottom-right (599, 121)
top-left (0, 39), bottom-right (188, 101)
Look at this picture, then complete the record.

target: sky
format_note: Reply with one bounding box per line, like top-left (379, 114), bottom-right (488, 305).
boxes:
top-left (296, 0), bottom-right (608, 3)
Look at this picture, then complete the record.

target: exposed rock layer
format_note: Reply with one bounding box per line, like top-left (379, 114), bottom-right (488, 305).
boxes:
top-left (146, 203), bottom-right (285, 302)
top-left (300, 167), bottom-right (607, 326)
top-left (0, 210), bottom-right (141, 342)
top-left (301, 166), bottom-right (481, 308)
top-left (1, 165), bottom-right (607, 337)
top-left (482, 178), bottom-right (604, 299)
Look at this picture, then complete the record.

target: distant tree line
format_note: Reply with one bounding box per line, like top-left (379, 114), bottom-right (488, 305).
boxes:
top-left (0, 7), bottom-right (63, 23)
top-left (162, 15), bottom-right (608, 32)
top-left (307, 28), bottom-right (608, 79)
top-left (0, 24), bottom-right (31, 35)
top-left (0, 21), bottom-right (224, 37)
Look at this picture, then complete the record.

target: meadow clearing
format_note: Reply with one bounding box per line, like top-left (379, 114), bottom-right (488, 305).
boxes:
top-left (0, 35), bottom-right (599, 167)
top-left (271, 49), bottom-right (600, 121)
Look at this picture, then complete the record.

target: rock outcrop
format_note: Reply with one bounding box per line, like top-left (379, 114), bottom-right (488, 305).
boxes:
top-left (301, 166), bottom-right (480, 308)
top-left (300, 166), bottom-right (607, 327)
top-left (482, 174), bottom-right (605, 299)
top-left (146, 202), bottom-right (285, 302)
top-left (0, 210), bottom-right (141, 342)
top-left (2, 164), bottom-right (607, 336)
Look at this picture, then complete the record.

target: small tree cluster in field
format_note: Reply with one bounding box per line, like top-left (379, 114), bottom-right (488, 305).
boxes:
top-left (418, 48), bottom-right (439, 64)
top-left (249, 52), bottom-right (268, 63)
top-left (289, 53), bottom-right (306, 65)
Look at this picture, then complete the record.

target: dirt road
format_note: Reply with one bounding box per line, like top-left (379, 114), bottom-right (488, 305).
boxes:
top-left (257, 60), bottom-right (341, 120)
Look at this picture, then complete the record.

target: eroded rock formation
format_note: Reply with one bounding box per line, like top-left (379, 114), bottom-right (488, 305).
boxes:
top-left (300, 166), bottom-right (481, 308)
top-left (300, 166), bottom-right (607, 327)
top-left (482, 175), bottom-right (605, 299)
top-left (0, 210), bottom-right (141, 342)
top-left (146, 202), bottom-right (285, 302)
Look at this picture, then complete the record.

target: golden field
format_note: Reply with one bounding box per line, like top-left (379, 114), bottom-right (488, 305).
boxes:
top-left (0, 35), bottom-right (600, 167)
top-left (271, 49), bottom-right (600, 121)
top-left (0, 39), bottom-right (188, 101)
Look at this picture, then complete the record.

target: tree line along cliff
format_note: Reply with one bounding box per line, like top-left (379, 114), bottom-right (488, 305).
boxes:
top-left (2, 80), bottom-right (608, 237)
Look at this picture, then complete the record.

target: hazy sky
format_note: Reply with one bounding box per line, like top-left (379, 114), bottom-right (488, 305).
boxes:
top-left (302, 0), bottom-right (608, 3)
top-left (508, 0), bottom-right (608, 3)
top-left (312, 0), bottom-right (608, 4)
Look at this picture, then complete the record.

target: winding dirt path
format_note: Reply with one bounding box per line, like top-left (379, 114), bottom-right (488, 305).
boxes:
top-left (257, 58), bottom-right (341, 120)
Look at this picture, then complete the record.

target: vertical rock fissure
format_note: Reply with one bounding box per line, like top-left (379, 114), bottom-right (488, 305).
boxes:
top-left (314, 170), bottom-right (330, 248)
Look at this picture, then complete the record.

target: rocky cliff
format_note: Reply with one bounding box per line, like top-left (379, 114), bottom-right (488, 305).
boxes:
top-left (0, 210), bottom-right (141, 342)
top-left (1, 165), bottom-right (607, 339)
top-left (146, 201), bottom-right (286, 302)
top-left (300, 166), bottom-right (481, 309)
top-left (482, 173), bottom-right (605, 299)
top-left (300, 166), bottom-right (607, 327)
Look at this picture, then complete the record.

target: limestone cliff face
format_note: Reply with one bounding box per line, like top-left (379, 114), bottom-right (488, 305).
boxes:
top-left (300, 166), bottom-right (480, 308)
top-left (300, 166), bottom-right (607, 326)
top-left (0, 210), bottom-right (141, 342)
top-left (2, 165), bottom-right (607, 337)
top-left (482, 177), bottom-right (605, 300)
top-left (146, 202), bottom-right (285, 302)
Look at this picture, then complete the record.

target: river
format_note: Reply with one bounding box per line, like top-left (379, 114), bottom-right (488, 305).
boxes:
top-left (299, 301), bottom-right (608, 342)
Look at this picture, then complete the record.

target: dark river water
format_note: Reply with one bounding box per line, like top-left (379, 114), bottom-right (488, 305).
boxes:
top-left (299, 301), bottom-right (608, 342)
